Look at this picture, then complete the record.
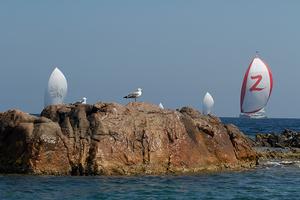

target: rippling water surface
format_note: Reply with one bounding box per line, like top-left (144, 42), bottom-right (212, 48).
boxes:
top-left (1, 118), bottom-right (300, 200)
top-left (221, 117), bottom-right (300, 138)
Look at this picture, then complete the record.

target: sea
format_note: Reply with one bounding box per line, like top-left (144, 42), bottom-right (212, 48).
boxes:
top-left (1, 117), bottom-right (300, 200)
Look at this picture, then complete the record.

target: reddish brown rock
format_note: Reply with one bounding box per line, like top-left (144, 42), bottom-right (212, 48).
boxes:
top-left (0, 102), bottom-right (257, 175)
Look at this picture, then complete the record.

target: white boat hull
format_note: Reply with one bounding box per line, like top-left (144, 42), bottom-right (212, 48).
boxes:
top-left (239, 108), bottom-right (267, 119)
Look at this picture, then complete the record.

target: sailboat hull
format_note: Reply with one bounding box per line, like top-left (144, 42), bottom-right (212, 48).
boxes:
top-left (239, 114), bottom-right (267, 119)
top-left (239, 109), bottom-right (267, 119)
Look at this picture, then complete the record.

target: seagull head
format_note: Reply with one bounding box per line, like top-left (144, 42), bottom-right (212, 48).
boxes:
top-left (83, 97), bottom-right (87, 101)
top-left (137, 88), bottom-right (142, 92)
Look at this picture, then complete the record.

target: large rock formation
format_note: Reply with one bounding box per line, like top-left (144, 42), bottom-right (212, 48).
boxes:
top-left (0, 102), bottom-right (257, 175)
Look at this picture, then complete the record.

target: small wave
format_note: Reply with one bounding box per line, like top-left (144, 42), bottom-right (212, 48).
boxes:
top-left (280, 161), bottom-right (296, 165)
top-left (262, 161), bottom-right (282, 167)
top-left (260, 160), bottom-right (300, 168)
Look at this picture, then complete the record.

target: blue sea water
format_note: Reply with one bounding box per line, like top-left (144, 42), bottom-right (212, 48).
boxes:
top-left (1, 118), bottom-right (300, 200)
top-left (221, 117), bottom-right (300, 138)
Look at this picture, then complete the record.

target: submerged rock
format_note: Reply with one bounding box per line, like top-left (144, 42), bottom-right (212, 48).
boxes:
top-left (0, 103), bottom-right (257, 175)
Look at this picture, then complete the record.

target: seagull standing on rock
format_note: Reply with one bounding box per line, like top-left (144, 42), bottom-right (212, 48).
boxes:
top-left (81, 97), bottom-right (87, 104)
top-left (124, 88), bottom-right (142, 102)
top-left (74, 97), bottom-right (87, 105)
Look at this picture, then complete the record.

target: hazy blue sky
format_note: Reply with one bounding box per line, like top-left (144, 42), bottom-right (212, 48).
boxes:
top-left (0, 1), bottom-right (299, 117)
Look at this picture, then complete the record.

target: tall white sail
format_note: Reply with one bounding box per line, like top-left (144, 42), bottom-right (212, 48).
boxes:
top-left (44, 68), bottom-right (68, 107)
top-left (203, 92), bottom-right (214, 115)
top-left (159, 102), bottom-right (164, 109)
top-left (240, 56), bottom-right (273, 116)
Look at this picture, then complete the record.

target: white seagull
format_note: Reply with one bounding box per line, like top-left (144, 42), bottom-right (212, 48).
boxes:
top-left (81, 97), bottom-right (87, 104)
top-left (74, 97), bottom-right (87, 105)
top-left (124, 88), bottom-right (142, 102)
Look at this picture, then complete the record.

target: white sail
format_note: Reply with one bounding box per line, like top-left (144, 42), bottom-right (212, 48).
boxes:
top-left (203, 92), bottom-right (214, 115)
top-left (44, 67), bottom-right (68, 107)
top-left (240, 56), bottom-right (273, 115)
top-left (159, 102), bottom-right (164, 109)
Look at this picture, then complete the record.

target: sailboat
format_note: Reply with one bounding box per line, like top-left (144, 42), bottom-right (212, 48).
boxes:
top-left (159, 102), bottom-right (164, 109)
top-left (203, 92), bottom-right (214, 115)
top-left (44, 67), bottom-right (68, 107)
top-left (240, 55), bottom-right (273, 118)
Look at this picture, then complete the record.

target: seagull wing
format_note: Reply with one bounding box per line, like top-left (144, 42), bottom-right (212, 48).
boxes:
top-left (124, 89), bottom-right (142, 99)
top-left (125, 91), bottom-right (138, 98)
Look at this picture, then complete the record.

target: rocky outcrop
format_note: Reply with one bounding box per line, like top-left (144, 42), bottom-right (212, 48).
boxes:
top-left (256, 129), bottom-right (300, 148)
top-left (255, 129), bottom-right (300, 162)
top-left (0, 102), bottom-right (257, 175)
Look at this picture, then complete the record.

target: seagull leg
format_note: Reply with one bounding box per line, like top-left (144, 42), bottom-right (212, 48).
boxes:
top-left (135, 98), bottom-right (137, 102)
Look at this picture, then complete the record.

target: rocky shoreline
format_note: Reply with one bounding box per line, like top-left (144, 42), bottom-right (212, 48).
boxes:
top-left (0, 102), bottom-right (298, 176)
top-left (255, 130), bottom-right (300, 166)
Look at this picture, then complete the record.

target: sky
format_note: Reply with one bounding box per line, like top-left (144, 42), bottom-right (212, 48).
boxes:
top-left (0, 0), bottom-right (299, 118)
